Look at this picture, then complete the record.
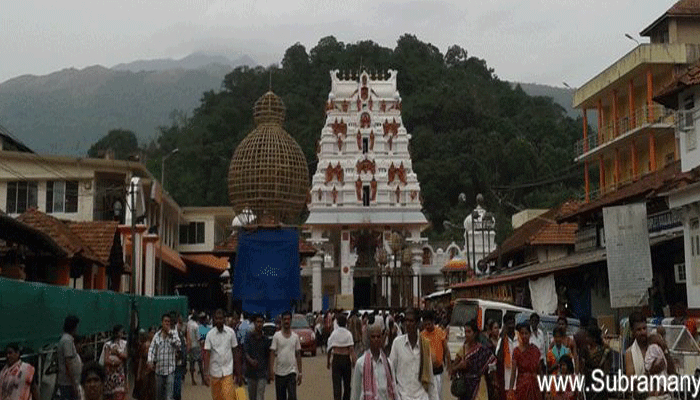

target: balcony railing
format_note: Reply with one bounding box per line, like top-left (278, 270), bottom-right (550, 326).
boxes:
top-left (575, 105), bottom-right (675, 157)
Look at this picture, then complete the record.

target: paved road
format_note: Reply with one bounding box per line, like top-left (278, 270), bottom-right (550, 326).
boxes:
top-left (181, 351), bottom-right (456, 400)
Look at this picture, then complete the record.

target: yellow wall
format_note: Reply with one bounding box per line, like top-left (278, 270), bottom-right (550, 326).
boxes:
top-left (656, 131), bottom-right (678, 168)
top-left (676, 20), bottom-right (700, 44)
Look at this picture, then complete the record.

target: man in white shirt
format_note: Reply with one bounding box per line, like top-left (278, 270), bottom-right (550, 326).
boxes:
top-left (528, 313), bottom-right (547, 369)
top-left (270, 311), bottom-right (302, 400)
top-left (203, 309), bottom-right (241, 400)
top-left (186, 315), bottom-right (204, 385)
top-left (327, 314), bottom-right (356, 400)
top-left (350, 323), bottom-right (397, 400)
top-left (389, 309), bottom-right (437, 400)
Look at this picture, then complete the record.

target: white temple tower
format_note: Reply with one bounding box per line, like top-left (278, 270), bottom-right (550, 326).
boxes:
top-left (304, 70), bottom-right (429, 310)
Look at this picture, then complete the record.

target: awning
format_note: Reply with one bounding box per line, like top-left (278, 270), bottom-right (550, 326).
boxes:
top-left (157, 245), bottom-right (187, 273)
top-left (181, 254), bottom-right (229, 273)
top-left (452, 231), bottom-right (683, 290)
top-left (453, 249), bottom-right (607, 289)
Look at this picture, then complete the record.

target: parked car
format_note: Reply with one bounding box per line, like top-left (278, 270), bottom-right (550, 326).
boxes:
top-left (292, 314), bottom-right (317, 356)
top-left (448, 298), bottom-right (532, 357)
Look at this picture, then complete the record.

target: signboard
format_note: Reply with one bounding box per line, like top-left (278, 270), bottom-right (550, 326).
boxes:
top-left (603, 204), bottom-right (653, 308)
top-left (335, 294), bottom-right (354, 310)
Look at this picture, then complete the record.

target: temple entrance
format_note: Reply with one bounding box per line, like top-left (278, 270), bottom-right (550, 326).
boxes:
top-left (353, 277), bottom-right (372, 309)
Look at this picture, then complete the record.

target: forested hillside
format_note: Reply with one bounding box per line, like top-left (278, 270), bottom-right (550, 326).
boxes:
top-left (133, 35), bottom-right (584, 239)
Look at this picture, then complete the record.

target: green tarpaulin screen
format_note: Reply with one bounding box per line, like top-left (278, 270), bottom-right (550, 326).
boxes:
top-left (0, 277), bottom-right (187, 351)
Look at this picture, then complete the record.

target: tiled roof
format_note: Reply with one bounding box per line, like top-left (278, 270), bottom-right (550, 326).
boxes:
top-left (214, 232), bottom-right (317, 256)
top-left (67, 221), bottom-right (119, 265)
top-left (16, 209), bottom-right (102, 265)
top-left (559, 161), bottom-right (690, 221)
top-left (181, 254), bottom-right (229, 272)
top-left (641, 0), bottom-right (700, 36)
top-left (654, 62), bottom-right (700, 109)
top-left (667, 0), bottom-right (700, 16)
top-left (0, 211), bottom-right (66, 257)
top-left (529, 223), bottom-right (578, 245)
top-left (484, 201), bottom-right (581, 262)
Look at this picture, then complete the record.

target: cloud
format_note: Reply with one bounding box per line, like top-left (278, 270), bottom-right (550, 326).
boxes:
top-left (0, 0), bottom-right (685, 87)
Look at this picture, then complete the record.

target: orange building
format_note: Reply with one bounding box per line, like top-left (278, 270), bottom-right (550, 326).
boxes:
top-left (574, 0), bottom-right (700, 202)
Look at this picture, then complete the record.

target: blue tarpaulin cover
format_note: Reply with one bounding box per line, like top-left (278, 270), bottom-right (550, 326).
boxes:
top-left (233, 228), bottom-right (300, 315)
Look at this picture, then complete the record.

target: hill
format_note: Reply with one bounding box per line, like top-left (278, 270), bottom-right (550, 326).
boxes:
top-left (112, 52), bottom-right (257, 72)
top-left (0, 54), bottom-right (256, 154)
top-left (512, 82), bottom-right (577, 118)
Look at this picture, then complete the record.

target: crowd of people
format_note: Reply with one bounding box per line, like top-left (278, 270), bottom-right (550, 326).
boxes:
top-left (0, 307), bottom-right (680, 400)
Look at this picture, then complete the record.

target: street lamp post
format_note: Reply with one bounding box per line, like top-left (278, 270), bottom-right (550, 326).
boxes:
top-left (389, 232), bottom-right (403, 308)
top-left (158, 148), bottom-right (179, 295)
top-left (375, 247), bottom-right (388, 307)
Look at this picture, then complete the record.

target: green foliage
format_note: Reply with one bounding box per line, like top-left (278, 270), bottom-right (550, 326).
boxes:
top-left (138, 35), bottom-right (583, 238)
top-left (87, 129), bottom-right (139, 160)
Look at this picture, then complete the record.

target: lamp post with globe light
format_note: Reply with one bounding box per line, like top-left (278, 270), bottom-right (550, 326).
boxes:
top-left (389, 232), bottom-right (404, 307)
top-left (375, 247), bottom-right (388, 307)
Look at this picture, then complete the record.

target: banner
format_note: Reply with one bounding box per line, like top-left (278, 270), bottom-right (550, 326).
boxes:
top-left (603, 203), bottom-right (653, 308)
top-left (0, 277), bottom-right (187, 350)
top-left (233, 228), bottom-right (301, 303)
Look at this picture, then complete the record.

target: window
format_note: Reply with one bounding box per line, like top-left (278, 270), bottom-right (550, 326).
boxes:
top-left (179, 222), bottom-right (205, 244)
top-left (362, 186), bottom-right (370, 206)
top-left (46, 181), bottom-right (78, 213)
top-left (6, 181), bottom-right (37, 214)
top-left (362, 138), bottom-right (369, 154)
top-left (665, 153), bottom-right (675, 166)
top-left (675, 263), bottom-right (686, 283)
top-left (484, 309), bottom-right (503, 327)
top-left (691, 218), bottom-right (700, 284)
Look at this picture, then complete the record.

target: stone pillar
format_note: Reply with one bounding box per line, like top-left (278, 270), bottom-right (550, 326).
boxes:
top-left (412, 249), bottom-right (422, 307)
top-left (134, 226), bottom-right (146, 295)
top-left (311, 255), bottom-right (323, 311)
top-left (387, 275), bottom-right (392, 307)
top-left (340, 230), bottom-right (352, 295)
top-left (143, 234), bottom-right (158, 297)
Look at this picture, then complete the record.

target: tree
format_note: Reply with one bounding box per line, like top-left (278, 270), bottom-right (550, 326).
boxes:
top-left (87, 129), bottom-right (139, 160)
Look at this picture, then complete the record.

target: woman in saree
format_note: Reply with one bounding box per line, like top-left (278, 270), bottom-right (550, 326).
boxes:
top-left (451, 319), bottom-right (496, 400)
top-left (582, 326), bottom-right (611, 400)
top-left (0, 344), bottom-right (39, 400)
top-left (134, 328), bottom-right (156, 400)
top-left (99, 325), bottom-right (128, 400)
top-left (509, 323), bottom-right (543, 400)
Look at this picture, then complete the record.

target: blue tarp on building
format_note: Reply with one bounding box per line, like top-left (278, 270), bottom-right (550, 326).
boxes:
top-left (233, 228), bottom-right (300, 317)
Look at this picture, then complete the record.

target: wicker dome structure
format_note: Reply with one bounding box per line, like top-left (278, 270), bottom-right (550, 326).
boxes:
top-left (227, 91), bottom-right (309, 225)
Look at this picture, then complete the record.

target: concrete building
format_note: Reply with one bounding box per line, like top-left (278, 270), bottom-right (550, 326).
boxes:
top-left (574, 0), bottom-right (700, 202)
top-left (0, 148), bottom-right (231, 298)
top-left (304, 70), bottom-right (430, 310)
top-left (655, 61), bottom-right (700, 311)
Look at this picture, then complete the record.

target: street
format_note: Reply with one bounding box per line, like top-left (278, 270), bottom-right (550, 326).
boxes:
top-left (180, 351), bottom-right (456, 400)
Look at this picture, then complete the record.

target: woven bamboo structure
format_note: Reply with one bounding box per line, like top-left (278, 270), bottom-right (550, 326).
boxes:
top-left (227, 91), bottom-right (309, 225)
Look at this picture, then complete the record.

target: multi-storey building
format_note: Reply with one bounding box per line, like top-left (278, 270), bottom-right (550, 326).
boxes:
top-left (574, 0), bottom-right (700, 201)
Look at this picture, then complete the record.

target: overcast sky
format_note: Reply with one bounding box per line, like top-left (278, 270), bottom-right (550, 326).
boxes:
top-left (1, 0), bottom-right (674, 87)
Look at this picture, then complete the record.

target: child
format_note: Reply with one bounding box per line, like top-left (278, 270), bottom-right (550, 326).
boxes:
top-left (553, 355), bottom-right (577, 400)
top-left (547, 327), bottom-right (571, 373)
